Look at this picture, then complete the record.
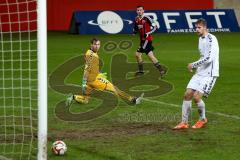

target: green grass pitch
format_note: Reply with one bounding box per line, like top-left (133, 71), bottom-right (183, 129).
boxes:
top-left (47, 32), bottom-right (240, 160)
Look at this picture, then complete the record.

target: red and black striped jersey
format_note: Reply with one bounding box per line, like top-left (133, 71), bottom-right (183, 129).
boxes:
top-left (133, 15), bottom-right (157, 41)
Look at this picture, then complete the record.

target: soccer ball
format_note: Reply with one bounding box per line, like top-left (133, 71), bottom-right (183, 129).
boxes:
top-left (52, 140), bottom-right (67, 155)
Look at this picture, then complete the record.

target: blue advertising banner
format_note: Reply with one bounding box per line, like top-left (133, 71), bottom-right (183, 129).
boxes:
top-left (70, 10), bottom-right (240, 34)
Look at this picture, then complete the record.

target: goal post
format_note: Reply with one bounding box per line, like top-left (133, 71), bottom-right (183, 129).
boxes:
top-left (37, 0), bottom-right (47, 159)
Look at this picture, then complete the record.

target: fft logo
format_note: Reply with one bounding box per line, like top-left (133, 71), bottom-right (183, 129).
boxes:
top-left (88, 11), bottom-right (133, 34)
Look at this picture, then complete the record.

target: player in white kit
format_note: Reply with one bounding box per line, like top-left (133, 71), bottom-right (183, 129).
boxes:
top-left (174, 18), bottom-right (219, 129)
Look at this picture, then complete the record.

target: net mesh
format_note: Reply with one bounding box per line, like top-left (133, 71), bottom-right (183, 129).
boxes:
top-left (0, 0), bottom-right (38, 159)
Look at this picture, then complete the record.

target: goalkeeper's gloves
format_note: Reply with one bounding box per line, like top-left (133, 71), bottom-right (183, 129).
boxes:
top-left (82, 79), bottom-right (87, 95)
top-left (99, 72), bottom-right (107, 79)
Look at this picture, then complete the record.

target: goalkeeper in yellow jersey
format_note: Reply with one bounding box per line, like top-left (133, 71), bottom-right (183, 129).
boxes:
top-left (65, 38), bottom-right (144, 106)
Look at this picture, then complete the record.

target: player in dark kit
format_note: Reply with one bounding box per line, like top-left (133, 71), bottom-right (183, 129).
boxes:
top-left (133, 5), bottom-right (167, 77)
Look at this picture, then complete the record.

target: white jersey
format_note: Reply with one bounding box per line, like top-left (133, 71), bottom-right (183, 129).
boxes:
top-left (191, 33), bottom-right (219, 77)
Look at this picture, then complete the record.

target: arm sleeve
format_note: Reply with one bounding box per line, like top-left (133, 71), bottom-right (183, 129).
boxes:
top-left (133, 19), bottom-right (138, 34)
top-left (145, 16), bottom-right (157, 35)
top-left (83, 53), bottom-right (93, 80)
top-left (191, 37), bottom-right (217, 68)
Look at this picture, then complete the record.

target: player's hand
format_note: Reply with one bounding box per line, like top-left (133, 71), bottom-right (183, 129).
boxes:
top-left (99, 72), bottom-right (107, 79)
top-left (82, 79), bottom-right (87, 94)
top-left (133, 29), bottom-right (137, 35)
top-left (102, 72), bottom-right (107, 79)
top-left (187, 63), bottom-right (193, 73)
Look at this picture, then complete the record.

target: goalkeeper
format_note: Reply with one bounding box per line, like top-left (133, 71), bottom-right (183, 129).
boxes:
top-left (66, 38), bottom-right (144, 106)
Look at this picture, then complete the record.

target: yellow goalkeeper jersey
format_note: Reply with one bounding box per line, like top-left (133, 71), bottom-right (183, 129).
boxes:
top-left (84, 49), bottom-right (99, 82)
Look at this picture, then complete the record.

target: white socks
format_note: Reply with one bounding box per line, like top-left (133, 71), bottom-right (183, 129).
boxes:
top-left (197, 99), bottom-right (206, 120)
top-left (182, 100), bottom-right (192, 123)
top-left (181, 99), bottom-right (206, 123)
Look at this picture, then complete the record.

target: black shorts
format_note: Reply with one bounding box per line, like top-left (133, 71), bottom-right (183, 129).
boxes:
top-left (137, 40), bottom-right (154, 54)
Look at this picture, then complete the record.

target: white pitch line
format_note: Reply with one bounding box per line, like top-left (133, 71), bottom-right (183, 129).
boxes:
top-left (143, 98), bottom-right (240, 120)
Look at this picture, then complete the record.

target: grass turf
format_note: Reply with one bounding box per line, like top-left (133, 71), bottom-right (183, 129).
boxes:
top-left (1, 31), bottom-right (239, 159)
top-left (47, 32), bottom-right (240, 160)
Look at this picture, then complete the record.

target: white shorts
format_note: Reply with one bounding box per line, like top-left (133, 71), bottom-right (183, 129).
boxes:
top-left (187, 74), bottom-right (217, 97)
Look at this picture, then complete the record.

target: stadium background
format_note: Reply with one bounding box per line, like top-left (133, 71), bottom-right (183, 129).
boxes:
top-left (1, 0), bottom-right (239, 32)
top-left (47, 0), bottom-right (240, 31)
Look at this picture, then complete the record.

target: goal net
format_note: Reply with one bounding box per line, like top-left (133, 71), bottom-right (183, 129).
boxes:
top-left (0, 0), bottom-right (47, 159)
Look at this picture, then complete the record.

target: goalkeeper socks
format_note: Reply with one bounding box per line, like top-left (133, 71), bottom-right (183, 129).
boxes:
top-left (197, 99), bottom-right (206, 120)
top-left (182, 100), bottom-right (192, 123)
top-left (138, 62), bottom-right (144, 72)
top-left (114, 86), bottom-right (133, 103)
